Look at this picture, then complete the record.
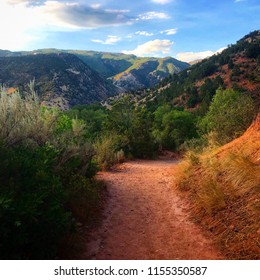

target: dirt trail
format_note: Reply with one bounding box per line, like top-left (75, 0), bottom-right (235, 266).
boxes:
top-left (82, 160), bottom-right (223, 260)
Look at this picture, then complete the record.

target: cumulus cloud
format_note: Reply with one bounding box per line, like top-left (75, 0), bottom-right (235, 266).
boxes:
top-left (138, 11), bottom-right (170, 20)
top-left (176, 47), bottom-right (226, 62)
top-left (152, 0), bottom-right (172, 4)
top-left (136, 31), bottom-right (154, 36)
top-left (37, 1), bottom-right (133, 29)
top-left (123, 39), bottom-right (173, 57)
top-left (92, 35), bottom-right (121, 45)
top-left (160, 28), bottom-right (177, 35)
top-left (3, 1), bottom-right (133, 30)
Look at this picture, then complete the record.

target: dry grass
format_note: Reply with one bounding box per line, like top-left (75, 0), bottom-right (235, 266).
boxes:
top-left (175, 114), bottom-right (260, 259)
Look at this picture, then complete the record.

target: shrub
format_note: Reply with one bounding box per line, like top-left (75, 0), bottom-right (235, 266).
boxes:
top-left (0, 85), bottom-right (57, 147)
top-left (93, 133), bottom-right (125, 170)
top-left (0, 144), bottom-right (71, 259)
top-left (199, 89), bottom-right (255, 144)
top-left (153, 108), bottom-right (197, 150)
top-left (0, 84), bottom-right (99, 259)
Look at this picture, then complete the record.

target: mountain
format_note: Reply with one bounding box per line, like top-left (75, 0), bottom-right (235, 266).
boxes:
top-left (0, 53), bottom-right (117, 109)
top-left (142, 30), bottom-right (260, 110)
top-left (0, 49), bottom-right (189, 93)
top-left (112, 57), bottom-right (189, 91)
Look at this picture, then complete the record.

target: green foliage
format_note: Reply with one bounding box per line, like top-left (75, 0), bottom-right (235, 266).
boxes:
top-left (186, 86), bottom-right (200, 108)
top-left (228, 58), bottom-right (234, 69)
top-left (245, 43), bottom-right (260, 59)
top-left (103, 97), bottom-right (156, 158)
top-left (153, 106), bottom-right (197, 150)
top-left (199, 89), bottom-right (255, 144)
top-left (129, 107), bottom-right (155, 158)
top-left (93, 133), bottom-right (125, 170)
top-left (63, 174), bottom-right (101, 223)
top-left (66, 104), bottom-right (108, 140)
top-left (0, 86), bottom-right (99, 259)
top-left (0, 144), bottom-right (71, 259)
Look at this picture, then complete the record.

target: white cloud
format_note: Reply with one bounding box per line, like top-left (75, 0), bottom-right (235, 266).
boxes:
top-left (105, 9), bottom-right (130, 13)
top-left (160, 28), bottom-right (177, 35)
top-left (123, 39), bottom-right (173, 57)
top-left (234, 0), bottom-right (245, 2)
top-left (90, 3), bottom-right (101, 9)
top-left (1, 1), bottom-right (133, 30)
top-left (138, 11), bottom-right (170, 20)
top-left (152, 0), bottom-right (172, 4)
top-left (176, 47), bottom-right (226, 62)
top-left (136, 31), bottom-right (154, 36)
top-left (0, 0), bottom-right (133, 49)
top-left (92, 35), bottom-right (121, 45)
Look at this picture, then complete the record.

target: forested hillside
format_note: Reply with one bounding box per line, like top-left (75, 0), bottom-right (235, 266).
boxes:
top-left (141, 30), bottom-right (260, 112)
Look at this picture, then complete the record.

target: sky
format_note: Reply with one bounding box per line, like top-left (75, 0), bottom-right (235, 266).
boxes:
top-left (0, 0), bottom-right (259, 62)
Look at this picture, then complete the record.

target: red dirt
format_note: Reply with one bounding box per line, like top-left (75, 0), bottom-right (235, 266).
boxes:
top-left (81, 159), bottom-right (223, 260)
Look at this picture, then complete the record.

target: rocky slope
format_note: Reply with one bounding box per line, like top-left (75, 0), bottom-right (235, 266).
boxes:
top-left (0, 53), bottom-right (117, 109)
top-left (112, 57), bottom-right (189, 92)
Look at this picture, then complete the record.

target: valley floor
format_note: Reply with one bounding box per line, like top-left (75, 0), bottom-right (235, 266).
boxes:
top-left (80, 160), bottom-right (223, 260)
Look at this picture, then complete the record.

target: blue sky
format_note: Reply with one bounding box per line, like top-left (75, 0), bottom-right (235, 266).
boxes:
top-left (0, 0), bottom-right (259, 61)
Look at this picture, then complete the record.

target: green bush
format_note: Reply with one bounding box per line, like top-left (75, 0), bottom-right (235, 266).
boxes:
top-left (0, 85), bottom-right (99, 259)
top-left (153, 107), bottom-right (197, 150)
top-left (0, 144), bottom-right (71, 259)
top-left (199, 88), bottom-right (255, 144)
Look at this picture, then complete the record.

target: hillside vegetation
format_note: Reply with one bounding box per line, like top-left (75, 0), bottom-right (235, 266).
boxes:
top-left (0, 85), bottom-right (102, 259)
top-left (175, 114), bottom-right (260, 259)
top-left (142, 30), bottom-right (260, 112)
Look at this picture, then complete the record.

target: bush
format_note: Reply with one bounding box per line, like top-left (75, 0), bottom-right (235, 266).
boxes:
top-left (199, 89), bottom-right (255, 144)
top-left (153, 107), bottom-right (197, 150)
top-left (0, 144), bottom-right (71, 259)
top-left (93, 133), bottom-right (125, 170)
top-left (0, 85), bottom-right (57, 147)
top-left (0, 84), bottom-right (99, 259)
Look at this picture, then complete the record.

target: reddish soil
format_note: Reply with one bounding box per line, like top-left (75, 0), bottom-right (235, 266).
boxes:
top-left (81, 159), bottom-right (223, 260)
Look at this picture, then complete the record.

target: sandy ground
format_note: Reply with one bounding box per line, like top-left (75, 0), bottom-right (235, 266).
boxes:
top-left (81, 159), bottom-right (223, 260)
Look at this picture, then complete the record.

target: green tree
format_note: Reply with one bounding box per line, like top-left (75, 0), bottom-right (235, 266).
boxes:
top-left (153, 107), bottom-right (197, 150)
top-left (130, 107), bottom-right (155, 158)
top-left (199, 88), bottom-right (255, 144)
top-left (66, 104), bottom-right (108, 140)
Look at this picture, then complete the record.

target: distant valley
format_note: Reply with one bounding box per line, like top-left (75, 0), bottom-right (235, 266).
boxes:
top-left (0, 49), bottom-right (189, 109)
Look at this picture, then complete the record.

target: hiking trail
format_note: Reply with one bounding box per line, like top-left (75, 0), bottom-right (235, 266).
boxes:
top-left (81, 159), bottom-right (223, 260)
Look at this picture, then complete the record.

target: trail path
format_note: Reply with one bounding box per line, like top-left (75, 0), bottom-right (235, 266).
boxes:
top-left (82, 160), bottom-right (223, 260)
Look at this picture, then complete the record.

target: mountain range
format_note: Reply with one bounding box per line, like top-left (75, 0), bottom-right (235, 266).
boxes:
top-left (0, 53), bottom-right (116, 109)
top-left (0, 49), bottom-right (189, 108)
top-left (0, 30), bottom-right (259, 110)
